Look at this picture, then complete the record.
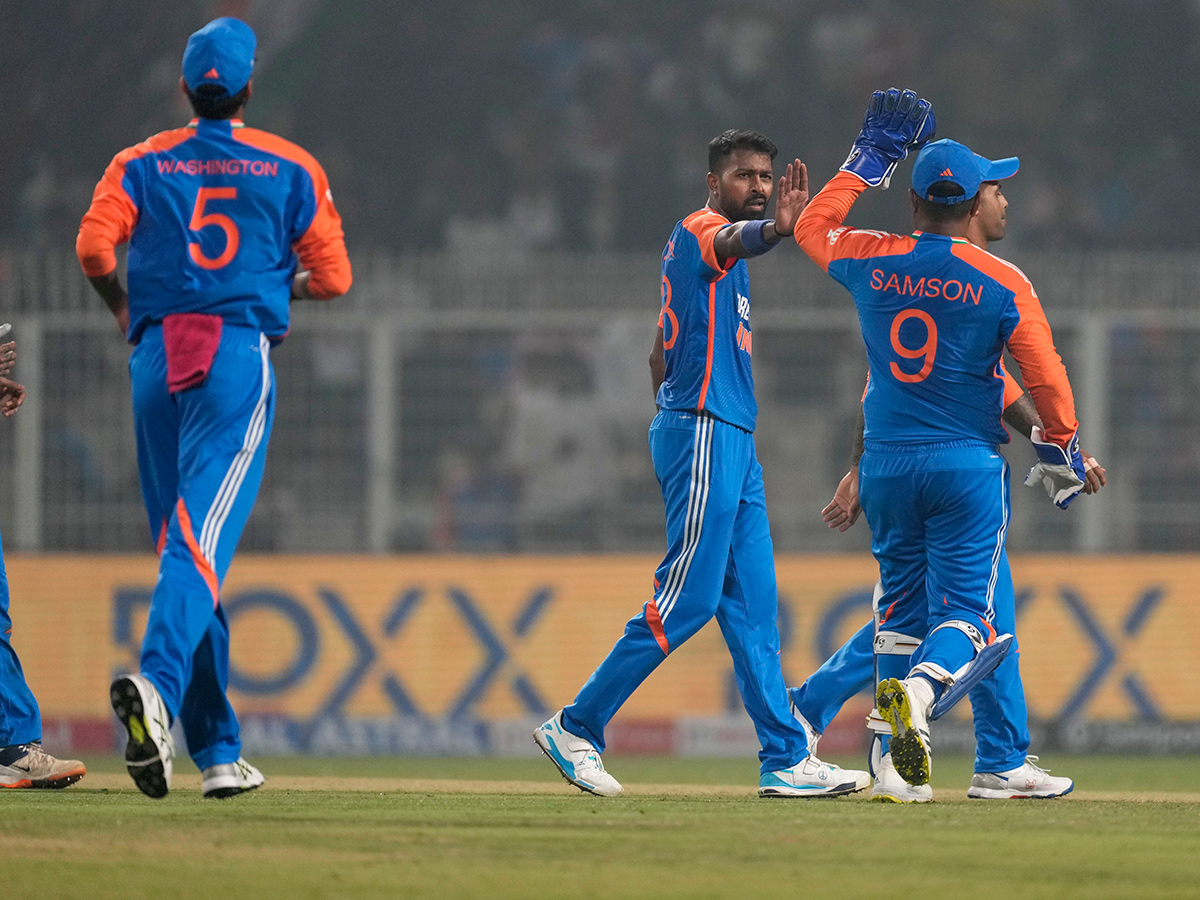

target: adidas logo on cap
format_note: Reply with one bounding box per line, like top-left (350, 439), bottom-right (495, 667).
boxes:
top-left (205, 68), bottom-right (220, 78)
top-left (940, 168), bottom-right (953, 176)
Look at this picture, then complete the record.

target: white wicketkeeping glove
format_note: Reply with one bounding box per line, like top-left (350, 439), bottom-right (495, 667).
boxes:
top-left (1024, 426), bottom-right (1086, 509)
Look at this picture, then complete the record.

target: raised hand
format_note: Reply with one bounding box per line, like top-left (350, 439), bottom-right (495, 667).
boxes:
top-left (772, 159), bottom-right (809, 238)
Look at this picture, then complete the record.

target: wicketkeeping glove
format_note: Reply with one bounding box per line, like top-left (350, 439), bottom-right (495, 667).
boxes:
top-left (1024, 426), bottom-right (1087, 509)
top-left (840, 87), bottom-right (936, 189)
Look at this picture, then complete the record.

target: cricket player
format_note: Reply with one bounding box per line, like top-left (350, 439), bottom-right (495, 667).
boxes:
top-left (0, 334), bottom-right (87, 789)
top-left (794, 89), bottom-right (1088, 789)
top-left (535, 130), bottom-right (870, 798)
top-left (791, 162), bottom-right (1105, 801)
top-left (76, 17), bottom-right (351, 799)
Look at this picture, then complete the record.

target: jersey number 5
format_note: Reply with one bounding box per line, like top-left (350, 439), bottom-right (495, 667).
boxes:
top-left (188, 187), bottom-right (240, 270)
top-left (889, 308), bottom-right (938, 383)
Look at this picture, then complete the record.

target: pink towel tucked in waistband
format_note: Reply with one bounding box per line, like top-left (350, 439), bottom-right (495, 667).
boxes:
top-left (162, 313), bottom-right (223, 393)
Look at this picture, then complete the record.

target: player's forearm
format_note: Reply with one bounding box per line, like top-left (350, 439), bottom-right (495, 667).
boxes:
top-left (649, 328), bottom-right (665, 398)
top-left (1002, 392), bottom-right (1042, 440)
top-left (87, 272), bottom-right (129, 319)
top-left (850, 402), bottom-right (865, 466)
top-left (714, 220), bottom-right (788, 262)
top-left (794, 172), bottom-right (868, 270)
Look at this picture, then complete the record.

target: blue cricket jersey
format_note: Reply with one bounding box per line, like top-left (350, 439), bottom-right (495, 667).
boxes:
top-left (78, 117), bottom-right (351, 343)
top-left (657, 206), bottom-right (757, 432)
top-left (796, 172), bottom-right (1079, 448)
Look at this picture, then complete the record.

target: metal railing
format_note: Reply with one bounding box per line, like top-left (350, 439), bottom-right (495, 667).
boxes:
top-left (1, 248), bottom-right (1195, 553)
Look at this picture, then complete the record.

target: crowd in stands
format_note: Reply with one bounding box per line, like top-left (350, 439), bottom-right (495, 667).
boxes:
top-left (6, 0), bottom-right (1199, 258)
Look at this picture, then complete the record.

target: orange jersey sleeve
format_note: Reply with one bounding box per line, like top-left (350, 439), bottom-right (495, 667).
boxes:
top-left (681, 208), bottom-right (735, 280)
top-left (794, 171), bottom-right (914, 271)
top-left (952, 244), bottom-right (1078, 445)
top-left (235, 129), bottom-right (352, 299)
top-left (76, 129), bottom-right (192, 277)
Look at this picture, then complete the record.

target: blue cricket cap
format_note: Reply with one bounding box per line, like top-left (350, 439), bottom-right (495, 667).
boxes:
top-left (912, 139), bottom-right (1020, 205)
top-left (182, 17), bottom-right (257, 97)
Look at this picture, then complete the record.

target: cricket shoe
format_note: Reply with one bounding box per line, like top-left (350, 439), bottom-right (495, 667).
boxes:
top-left (759, 756), bottom-right (871, 798)
top-left (202, 757), bottom-right (265, 799)
top-left (968, 756), bottom-right (1074, 800)
top-left (869, 752), bottom-right (932, 803)
top-left (533, 711), bottom-right (622, 797)
top-left (110, 673), bottom-right (174, 799)
top-left (0, 742), bottom-right (86, 789)
top-left (875, 676), bottom-right (934, 786)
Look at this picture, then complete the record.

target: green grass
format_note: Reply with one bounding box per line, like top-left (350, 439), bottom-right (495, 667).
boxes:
top-left (6, 755), bottom-right (1200, 900)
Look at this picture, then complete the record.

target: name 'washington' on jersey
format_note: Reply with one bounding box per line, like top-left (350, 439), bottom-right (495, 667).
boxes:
top-left (795, 172), bottom-right (1078, 447)
top-left (657, 207), bottom-right (757, 432)
top-left (77, 117), bottom-right (351, 343)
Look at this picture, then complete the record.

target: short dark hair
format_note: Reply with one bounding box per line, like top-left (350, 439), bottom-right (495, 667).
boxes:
top-left (914, 180), bottom-right (976, 223)
top-left (187, 84), bottom-right (250, 120)
top-left (708, 129), bottom-right (778, 175)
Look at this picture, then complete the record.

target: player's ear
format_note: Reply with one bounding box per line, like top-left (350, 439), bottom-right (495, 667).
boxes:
top-left (909, 188), bottom-right (919, 216)
top-left (970, 194), bottom-right (983, 217)
top-left (244, 80), bottom-right (253, 101)
top-left (179, 77), bottom-right (189, 98)
top-left (706, 171), bottom-right (719, 196)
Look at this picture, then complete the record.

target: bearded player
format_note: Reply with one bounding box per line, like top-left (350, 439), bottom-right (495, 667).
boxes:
top-left (535, 130), bottom-right (869, 798)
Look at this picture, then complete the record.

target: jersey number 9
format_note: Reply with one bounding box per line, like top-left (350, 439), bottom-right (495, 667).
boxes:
top-left (188, 187), bottom-right (240, 270)
top-left (889, 308), bottom-right (937, 383)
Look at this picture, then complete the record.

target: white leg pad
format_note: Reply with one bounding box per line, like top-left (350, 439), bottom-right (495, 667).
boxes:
top-left (874, 630), bottom-right (922, 655)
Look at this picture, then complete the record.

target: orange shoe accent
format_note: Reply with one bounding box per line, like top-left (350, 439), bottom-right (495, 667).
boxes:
top-left (645, 599), bottom-right (670, 655)
top-left (175, 498), bottom-right (219, 606)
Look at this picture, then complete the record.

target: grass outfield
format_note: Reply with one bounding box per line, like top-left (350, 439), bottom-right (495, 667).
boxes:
top-left (7, 754), bottom-right (1200, 900)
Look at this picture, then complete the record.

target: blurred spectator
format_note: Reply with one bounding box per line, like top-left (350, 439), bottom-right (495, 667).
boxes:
top-left (11, 0), bottom-right (1200, 257)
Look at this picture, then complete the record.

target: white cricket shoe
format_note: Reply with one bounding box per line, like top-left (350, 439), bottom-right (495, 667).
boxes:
top-left (202, 757), bottom-right (265, 799)
top-left (870, 752), bottom-right (933, 803)
top-left (533, 711), bottom-right (623, 797)
top-left (968, 756), bottom-right (1074, 799)
top-left (876, 676), bottom-right (934, 786)
top-left (759, 755), bottom-right (871, 798)
top-left (0, 742), bottom-right (86, 789)
top-left (110, 673), bottom-right (174, 799)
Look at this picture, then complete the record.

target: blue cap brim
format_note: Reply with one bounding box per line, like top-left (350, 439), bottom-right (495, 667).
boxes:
top-left (974, 154), bottom-right (1020, 182)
